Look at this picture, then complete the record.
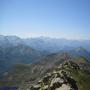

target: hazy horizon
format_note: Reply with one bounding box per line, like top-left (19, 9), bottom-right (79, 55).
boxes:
top-left (1, 34), bottom-right (90, 41)
top-left (0, 0), bottom-right (90, 40)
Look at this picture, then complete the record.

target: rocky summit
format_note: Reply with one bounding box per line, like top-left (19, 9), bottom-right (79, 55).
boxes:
top-left (30, 61), bottom-right (79, 90)
top-left (2, 54), bottom-right (90, 90)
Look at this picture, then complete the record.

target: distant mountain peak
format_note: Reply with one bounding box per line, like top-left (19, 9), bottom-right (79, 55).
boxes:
top-left (75, 47), bottom-right (87, 52)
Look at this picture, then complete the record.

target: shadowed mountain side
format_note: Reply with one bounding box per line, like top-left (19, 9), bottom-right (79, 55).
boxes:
top-left (0, 44), bottom-right (42, 77)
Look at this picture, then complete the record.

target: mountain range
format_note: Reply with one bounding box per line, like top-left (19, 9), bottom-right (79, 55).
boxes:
top-left (0, 35), bottom-right (90, 90)
top-left (0, 35), bottom-right (90, 52)
top-left (0, 35), bottom-right (90, 74)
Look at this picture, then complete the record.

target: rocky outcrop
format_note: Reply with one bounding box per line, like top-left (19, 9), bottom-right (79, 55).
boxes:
top-left (30, 61), bottom-right (78, 90)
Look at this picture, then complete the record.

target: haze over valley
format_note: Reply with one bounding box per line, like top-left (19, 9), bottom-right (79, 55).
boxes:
top-left (0, 0), bottom-right (90, 90)
top-left (0, 35), bottom-right (90, 90)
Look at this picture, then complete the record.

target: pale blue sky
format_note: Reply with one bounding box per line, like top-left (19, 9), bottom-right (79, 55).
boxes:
top-left (0, 0), bottom-right (90, 39)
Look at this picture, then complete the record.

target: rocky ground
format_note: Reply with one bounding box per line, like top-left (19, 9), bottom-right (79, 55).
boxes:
top-left (30, 61), bottom-right (80, 90)
top-left (1, 55), bottom-right (90, 90)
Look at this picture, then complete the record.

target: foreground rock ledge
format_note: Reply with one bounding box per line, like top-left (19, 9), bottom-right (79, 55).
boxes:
top-left (30, 61), bottom-right (78, 90)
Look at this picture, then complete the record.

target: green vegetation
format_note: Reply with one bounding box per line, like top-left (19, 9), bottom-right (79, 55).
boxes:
top-left (64, 61), bottom-right (90, 90)
top-left (1, 53), bottom-right (90, 90)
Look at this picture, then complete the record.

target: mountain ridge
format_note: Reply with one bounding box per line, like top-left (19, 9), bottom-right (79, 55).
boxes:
top-left (0, 35), bottom-right (90, 52)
